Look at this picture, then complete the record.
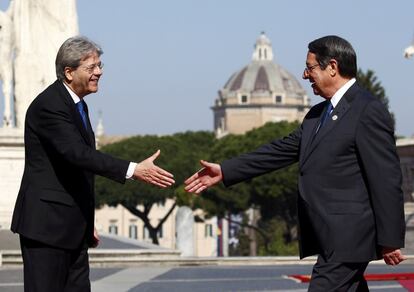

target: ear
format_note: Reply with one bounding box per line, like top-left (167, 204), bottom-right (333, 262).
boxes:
top-left (64, 67), bottom-right (74, 82)
top-left (329, 59), bottom-right (338, 77)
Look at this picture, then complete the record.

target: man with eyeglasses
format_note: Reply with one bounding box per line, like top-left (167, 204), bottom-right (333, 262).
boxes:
top-left (11, 36), bottom-right (175, 292)
top-left (185, 35), bottom-right (405, 291)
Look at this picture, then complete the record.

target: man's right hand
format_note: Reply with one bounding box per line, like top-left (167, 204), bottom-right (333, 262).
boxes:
top-left (184, 160), bottom-right (223, 194)
top-left (133, 150), bottom-right (175, 188)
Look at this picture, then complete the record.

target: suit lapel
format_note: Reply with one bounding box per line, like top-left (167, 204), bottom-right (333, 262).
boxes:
top-left (299, 102), bottom-right (325, 167)
top-left (56, 81), bottom-right (94, 146)
top-left (301, 83), bottom-right (359, 166)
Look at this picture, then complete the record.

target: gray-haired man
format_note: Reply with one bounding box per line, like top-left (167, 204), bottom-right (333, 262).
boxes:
top-left (11, 36), bottom-right (175, 292)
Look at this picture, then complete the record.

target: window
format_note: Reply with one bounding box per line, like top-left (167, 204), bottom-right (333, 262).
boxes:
top-left (238, 93), bottom-right (250, 104)
top-left (143, 226), bottom-right (149, 239)
top-left (204, 224), bottom-right (213, 238)
top-left (109, 221), bottom-right (118, 235)
top-left (275, 95), bottom-right (282, 104)
top-left (129, 224), bottom-right (137, 239)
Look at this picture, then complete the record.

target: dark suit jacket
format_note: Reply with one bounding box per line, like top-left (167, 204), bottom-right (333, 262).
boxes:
top-left (221, 83), bottom-right (405, 263)
top-left (11, 80), bottom-right (129, 249)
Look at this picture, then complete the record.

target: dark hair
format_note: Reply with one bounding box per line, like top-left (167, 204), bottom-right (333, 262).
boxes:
top-left (308, 35), bottom-right (357, 78)
top-left (55, 36), bottom-right (103, 81)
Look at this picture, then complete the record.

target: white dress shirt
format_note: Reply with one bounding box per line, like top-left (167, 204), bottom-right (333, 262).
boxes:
top-left (330, 78), bottom-right (356, 108)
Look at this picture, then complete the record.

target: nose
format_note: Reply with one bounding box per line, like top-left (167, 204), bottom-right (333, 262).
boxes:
top-left (302, 69), bottom-right (309, 80)
top-left (94, 67), bottom-right (103, 75)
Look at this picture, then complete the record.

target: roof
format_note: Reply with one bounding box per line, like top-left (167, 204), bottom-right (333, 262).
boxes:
top-left (219, 32), bottom-right (306, 101)
top-left (222, 61), bottom-right (306, 98)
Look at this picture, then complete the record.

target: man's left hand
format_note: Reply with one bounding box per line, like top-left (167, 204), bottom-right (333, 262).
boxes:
top-left (382, 247), bottom-right (406, 265)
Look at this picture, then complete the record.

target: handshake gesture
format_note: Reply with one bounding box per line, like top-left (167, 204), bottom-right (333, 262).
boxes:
top-left (134, 151), bottom-right (221, 193)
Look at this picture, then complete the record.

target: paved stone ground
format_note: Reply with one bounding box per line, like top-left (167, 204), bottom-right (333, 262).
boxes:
top-left (1, 228), bottom-right (413, 291)
top-left (405, 227), bottom-right (414, 254)
top-left (1, 264), bottom-right (413, 292)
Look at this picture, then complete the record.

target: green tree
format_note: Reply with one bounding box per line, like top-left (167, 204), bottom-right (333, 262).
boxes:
top-left (357, 68), bottom-right (395, 128)
top-left (95, 131), bottom-right (215, 244)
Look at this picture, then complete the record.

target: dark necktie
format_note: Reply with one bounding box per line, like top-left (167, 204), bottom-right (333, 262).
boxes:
top-left (76, 100), bottom-right (88, 130)
top-left (316, 101), bottom-right (333, 133)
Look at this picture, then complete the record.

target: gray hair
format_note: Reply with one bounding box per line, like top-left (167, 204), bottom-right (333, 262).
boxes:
top-left (55, 36), bottom-right (103, 81)
top-left (308, 35), bottom-right (357, 78)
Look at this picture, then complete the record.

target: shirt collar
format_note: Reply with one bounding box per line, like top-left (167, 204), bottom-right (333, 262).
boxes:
top-left (330, 78), bottom-right (356, 108)
top-left (63, 82), bottom-right (82, 104)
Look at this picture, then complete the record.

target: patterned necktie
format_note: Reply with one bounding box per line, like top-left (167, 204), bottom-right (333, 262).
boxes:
top-left (76, 100), bottom-right (88, 130)
top-left (316, 101), bottom-right (333, 133)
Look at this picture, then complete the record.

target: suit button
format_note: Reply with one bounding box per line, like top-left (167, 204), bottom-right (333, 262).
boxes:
top-left (300, 172), bottom-right (304, 176)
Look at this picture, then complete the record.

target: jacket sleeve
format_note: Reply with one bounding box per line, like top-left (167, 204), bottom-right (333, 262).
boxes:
top-left (356, 99), bottom-right (405, 248)
top-left (221, 126), bottom-right (301, 187)
top-left (33, 99), bottom-right (130, 184)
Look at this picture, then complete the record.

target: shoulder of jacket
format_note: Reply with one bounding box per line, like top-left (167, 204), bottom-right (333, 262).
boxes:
top-left (305, 100), bottom-right (326, 117)
top-left (29, 81), bottom-right (68, 111)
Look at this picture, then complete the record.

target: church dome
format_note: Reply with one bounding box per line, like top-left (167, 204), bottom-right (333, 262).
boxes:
top-left (221, 61), bottom-right (306, 100)
top-left (217, 32), bottom-right (308, 106)
top-left (212, 32), bottom-right (311, 137)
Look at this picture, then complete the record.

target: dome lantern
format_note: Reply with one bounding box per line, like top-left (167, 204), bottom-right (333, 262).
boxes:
top-left (252, 31), bottom-right (274, 61)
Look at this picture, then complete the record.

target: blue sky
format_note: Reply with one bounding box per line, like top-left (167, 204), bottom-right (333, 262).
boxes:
top-left (1, 0), bottom-right (414, 137)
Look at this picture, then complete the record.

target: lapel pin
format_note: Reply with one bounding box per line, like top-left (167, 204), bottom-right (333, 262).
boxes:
top-left (332, 115), bottom-right (338, 121)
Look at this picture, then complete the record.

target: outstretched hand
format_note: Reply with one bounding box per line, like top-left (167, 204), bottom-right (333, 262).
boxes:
top-left (184, 160), bottom-right (223, 194)
top-left (133, 150), bottom-right (175, 188)
top-left (382, 247), bottom-right (406, 266)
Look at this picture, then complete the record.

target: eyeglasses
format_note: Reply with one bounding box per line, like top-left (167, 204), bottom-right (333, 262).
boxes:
top-left (304, 63), bottom-right (320, 74)
top-left (81, 62), bottom-right (104, 74)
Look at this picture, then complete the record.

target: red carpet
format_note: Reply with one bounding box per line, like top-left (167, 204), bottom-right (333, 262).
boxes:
top-left (288, 273), bottom-right (414, 290)
top-left (399, 280), bottom-right (414, 291)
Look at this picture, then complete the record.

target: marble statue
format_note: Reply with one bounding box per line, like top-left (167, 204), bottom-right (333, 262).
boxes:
top-left (0, 0), bottom-right (79, 128)
top-left (0, 0), bottom-right (78, 229)
top-left (175, 206), bottom-right (194, 256)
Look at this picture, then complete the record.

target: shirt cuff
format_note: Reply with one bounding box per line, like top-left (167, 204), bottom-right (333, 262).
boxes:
top-left (126, 162), bottom-right (137, 179)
